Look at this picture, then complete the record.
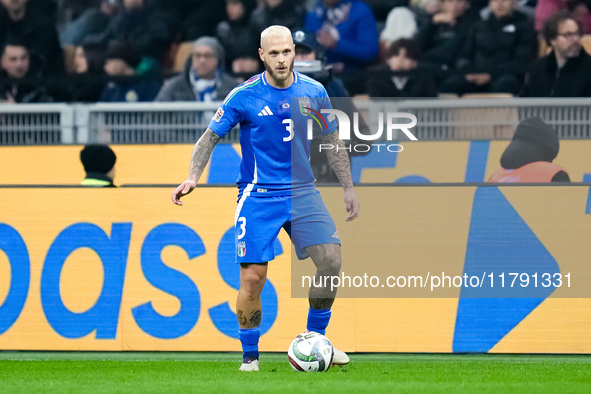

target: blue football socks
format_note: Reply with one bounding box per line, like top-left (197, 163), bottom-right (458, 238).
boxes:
top-left (239, 327), bottom-right (260, 360)
top-left (306, 307), bottom-right (331, 335)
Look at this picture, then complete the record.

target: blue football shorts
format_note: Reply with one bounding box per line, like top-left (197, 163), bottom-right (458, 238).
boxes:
top-left (234, 188), bottom-right (340, 263)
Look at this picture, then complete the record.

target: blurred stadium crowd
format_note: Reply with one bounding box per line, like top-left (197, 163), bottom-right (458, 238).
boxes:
top-left (1, 0), bottom-right (591, 105)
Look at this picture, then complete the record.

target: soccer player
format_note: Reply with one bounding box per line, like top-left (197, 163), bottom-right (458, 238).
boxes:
top-left (171, 25), bottom-right (359, 372)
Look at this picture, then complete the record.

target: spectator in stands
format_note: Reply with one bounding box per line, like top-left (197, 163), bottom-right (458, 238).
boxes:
top-left (86, 0), bottom-right (177, 62)
top-left (80, 143), bottom-right (117, 187)
top-left (488, 117), bottom-right (570, 182)
top-left (30, 0), bottom-right (57, 21)
top-left (174, 0), bottom-right (226, 41)
top-left (62, 0), bottom-right (99, 21)
top-left (379, 5), bottom-right (418, 57)
top-left (377, 0), bottom-right (443, 62)
top-left (536, 0), bottom-right (591, 34)
top-left (0, 0), bottom-right (64, 76)
top-left (216, 0), bottom-right (260, 76)
top-left (367, 39), bottom-right (438, 97)
top-left (74, 43), bottom-right (107, 75)
top-left (304, 0), bottom-right (379, 94)
top-left (155, 36), bottom-right (238, 103)
top-left (67, 42), bottom-right (108, 102)
top-left (230, 47), bottom-right (262, 82)
top-left (250, 0), bottom-right (306, 36)
top-left (100, 41), bottom-right (160, 102)
top-left (416, 0), bottom-right (477, 79)
top-left (412, 0), bottom-right (447, 24)
top-left (0, 40), bottom-right (53, 103)
top-left (363, 0), bottom-right (411, 24)
top-left (522, 11), bottom-right (591, 96)
top-left (60, 0), bottom-right (120, 47)
top-left (439, 0), bottom-right (536, 95)
top-left (305, 0), bottom-right (379, 69)
top-left (293, 29), bottom-right (349, 97)
top-left (292, 29), bottom-right (370, 182)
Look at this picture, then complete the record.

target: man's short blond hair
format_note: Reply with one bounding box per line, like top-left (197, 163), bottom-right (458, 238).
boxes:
top-left (260, 25), bottom-right (292, 48)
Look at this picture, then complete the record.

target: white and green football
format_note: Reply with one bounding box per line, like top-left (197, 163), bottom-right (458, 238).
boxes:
top-left (287, 331), bottom-right (334, 372)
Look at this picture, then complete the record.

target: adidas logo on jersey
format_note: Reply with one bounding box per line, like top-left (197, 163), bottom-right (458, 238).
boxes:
top-left (258, 106), bottom-right (274, 116)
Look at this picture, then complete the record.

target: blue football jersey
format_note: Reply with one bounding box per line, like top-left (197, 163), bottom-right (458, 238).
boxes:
top-left (208, 71), bottom-right (336, 195)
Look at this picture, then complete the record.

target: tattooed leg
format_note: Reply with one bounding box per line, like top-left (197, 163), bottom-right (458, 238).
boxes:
top-left (305, 243), bottom-right (342, 310)
top-left (236, 263), bottom-right (268, 328)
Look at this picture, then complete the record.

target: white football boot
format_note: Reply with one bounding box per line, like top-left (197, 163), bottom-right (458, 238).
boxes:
top-left (239, 357), bottom-right (259, 372)
top-left (332, 347), bottom-right (350, 366)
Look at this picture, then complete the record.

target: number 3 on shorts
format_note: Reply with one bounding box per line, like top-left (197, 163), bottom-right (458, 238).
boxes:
top-left (237, 217), bottom-right (246, 239)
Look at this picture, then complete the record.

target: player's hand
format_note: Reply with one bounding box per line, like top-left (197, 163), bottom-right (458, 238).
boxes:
top-left (171, 179), bottom-right (197, 206)
top-left (344, 188), bottom-right (359, 222)
top-left (316, 28), bottom-right (338, 50)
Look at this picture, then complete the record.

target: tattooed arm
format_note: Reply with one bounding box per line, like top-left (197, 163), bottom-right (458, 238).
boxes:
top-left (171, 128), bottom-right (221, 205)
top-left (321, 130), bottom-right (360, 221)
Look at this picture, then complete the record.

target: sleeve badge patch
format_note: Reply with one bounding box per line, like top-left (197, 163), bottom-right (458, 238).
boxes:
top-left (213, 108), bottom-right (224, 122)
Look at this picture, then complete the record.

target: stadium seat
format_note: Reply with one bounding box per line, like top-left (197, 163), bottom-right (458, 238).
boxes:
top-left (173, 41), bottom-right (194, 73)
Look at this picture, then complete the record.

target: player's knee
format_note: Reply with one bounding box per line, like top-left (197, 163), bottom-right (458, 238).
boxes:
top-left (241, 269), bottom-right (267, 294)
top-left (325, 254), bottom-right (341, 276)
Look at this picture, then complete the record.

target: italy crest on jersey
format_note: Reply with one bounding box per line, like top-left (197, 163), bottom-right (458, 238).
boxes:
top-left (237, 241), bottom-right (246, 257)
top-left (299, 97), bottom-right (311, 116)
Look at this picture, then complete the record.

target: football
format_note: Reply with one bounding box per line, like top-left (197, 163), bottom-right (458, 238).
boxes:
top-left (287, 331), bottom-right (334, 372)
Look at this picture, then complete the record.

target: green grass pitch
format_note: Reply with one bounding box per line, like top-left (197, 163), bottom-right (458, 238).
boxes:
top-left (0, 352), bottom-right (590, 393)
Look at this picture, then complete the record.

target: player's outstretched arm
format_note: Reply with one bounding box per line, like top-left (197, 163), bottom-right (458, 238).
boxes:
top-left (171, 128), bottom-right (221, 206)
top-left (321, 130), bottom-right (360, 221)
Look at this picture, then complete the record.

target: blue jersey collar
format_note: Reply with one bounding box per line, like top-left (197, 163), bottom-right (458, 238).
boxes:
top-left (261, 70), bottom-right (298, 89)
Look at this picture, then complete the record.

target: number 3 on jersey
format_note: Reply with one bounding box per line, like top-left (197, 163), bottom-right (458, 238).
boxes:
top-left (282, 119), bottom-right (294, 142)
top-left (237, 217), bottom-right (246, 239)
